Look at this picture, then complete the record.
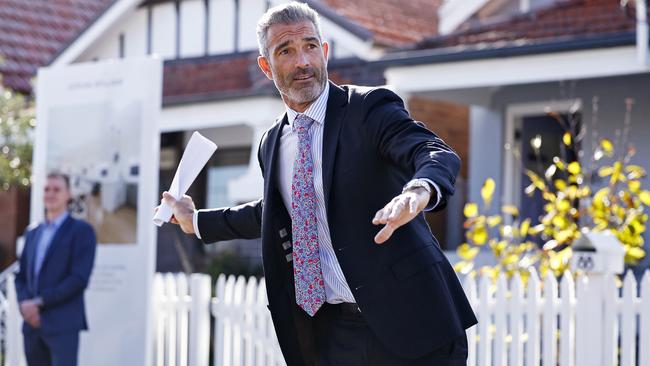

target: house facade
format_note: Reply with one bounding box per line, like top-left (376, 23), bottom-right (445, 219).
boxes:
top-left (1, 0), bottom-right (648, 272)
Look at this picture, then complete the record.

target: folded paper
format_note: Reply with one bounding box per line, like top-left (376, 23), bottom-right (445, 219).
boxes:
top-left (153, 131), bottom-right (217, 226)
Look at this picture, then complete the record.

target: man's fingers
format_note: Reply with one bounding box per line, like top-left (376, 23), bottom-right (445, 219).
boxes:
top-left (161, 191), bottom-right (177, 206)
top-left (388, 197), bottom-right (407, 221)
top-left (374, 223), bottom-right (395, 244)
top-left (373, 201), bottom-right (392, 225)
top-left (408, 195), bottom-right (418, 214)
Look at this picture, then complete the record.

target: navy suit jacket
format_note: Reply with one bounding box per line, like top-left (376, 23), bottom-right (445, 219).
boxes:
top-left (197, 82), bottom-right (477, 364)
top-left (15, 214), bottom-right (97, 335)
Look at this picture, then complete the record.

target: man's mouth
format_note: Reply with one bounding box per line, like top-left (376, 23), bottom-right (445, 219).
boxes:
top-left (294, 74), bottom-right (313, 81)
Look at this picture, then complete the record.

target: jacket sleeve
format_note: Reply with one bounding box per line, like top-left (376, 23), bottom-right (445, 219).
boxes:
top-left (196, 127), bottom-right (269, 243)
top-left (197, 199), bottom-right (263, 243)
top-left (362, 88), bottom-right (461, 212)
top-left (39, 222), bottom-right (97, 308)
top-left (14, 229), bottom-right (32, 303)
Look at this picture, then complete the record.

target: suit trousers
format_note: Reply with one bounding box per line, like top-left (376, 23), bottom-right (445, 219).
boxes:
top-left (23, 331), bottom-right (79, 366)
top-left (315, 303), bottom-right (468, 366)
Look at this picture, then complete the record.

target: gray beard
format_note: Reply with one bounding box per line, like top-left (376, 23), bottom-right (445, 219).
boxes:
top-left (276, 73), bottom-right (327, 106)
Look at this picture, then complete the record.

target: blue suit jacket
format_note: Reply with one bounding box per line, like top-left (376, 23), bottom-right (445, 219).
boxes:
top-left (197, 82), bottom-right (477, 364)
top-left (15, 214), bottom-right (97, 335)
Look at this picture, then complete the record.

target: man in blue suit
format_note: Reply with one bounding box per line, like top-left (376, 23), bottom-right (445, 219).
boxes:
top-left (162, 2), bottom-right (477, 365)
top-left (15, 172), bottom-right (97, 366)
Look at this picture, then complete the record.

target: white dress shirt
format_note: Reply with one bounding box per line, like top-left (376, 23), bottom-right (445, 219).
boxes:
top-left (194, 83), bottom-right (442, 304)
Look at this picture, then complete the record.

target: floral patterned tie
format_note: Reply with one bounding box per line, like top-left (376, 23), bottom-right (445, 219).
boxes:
top-left (291, 114), bottom-right (326, 316)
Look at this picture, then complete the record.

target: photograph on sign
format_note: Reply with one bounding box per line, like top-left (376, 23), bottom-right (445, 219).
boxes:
top-left (46, 101), bottom-right (141, 244)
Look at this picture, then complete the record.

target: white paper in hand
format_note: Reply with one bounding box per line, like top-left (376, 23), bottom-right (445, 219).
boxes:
top-left (153, 131), bottom-right (217, 226)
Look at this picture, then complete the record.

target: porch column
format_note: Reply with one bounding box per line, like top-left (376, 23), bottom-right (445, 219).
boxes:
top-left (468, 105), bottom-right (503, 214)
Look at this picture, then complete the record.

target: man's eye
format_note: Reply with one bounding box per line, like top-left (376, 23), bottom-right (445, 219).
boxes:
top-left (308, 44), bottom-right (317, 49)
top-left (279, 49), bottom-right (289, 55)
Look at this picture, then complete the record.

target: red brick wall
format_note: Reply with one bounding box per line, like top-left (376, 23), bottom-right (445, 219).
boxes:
top-left (0, 188), bottom-right (30, 269)
top-left (408, 97), bottom-right (469, 179)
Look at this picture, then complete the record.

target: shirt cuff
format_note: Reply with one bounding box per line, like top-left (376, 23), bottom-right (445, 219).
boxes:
top-left (32, 297), bottom-right (43, 307)
top-left (420, 178), bottom-right (442, 211)
top-left (193, 210), bottom-right (202, 240)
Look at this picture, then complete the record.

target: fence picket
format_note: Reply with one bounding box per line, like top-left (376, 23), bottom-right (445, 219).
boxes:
top-left (244, 277), bottom-right (258, 366)
top-left (233, 276), bottom-right (247, 366)
top-left (176, 274), bottom-right (189, 366)
top-left (620, 271), bottom-right (637, 366)
top-left (526, 270), bottom-right (541, 366)
top-left (494, 274), bottom-right (507, 366)
top-left (214, 274), bottom-right (227, 366)
top-left (189, 274), bottom-right (211, 366)
top-left (509, 273), bottom-right (524, 366)
top-left (462, 274), bottom-right (478, 366)
top-left (256, 278), bottom-right (268, 366)
top-left (640, 270), bottom-right (650, 366)
top-left (603, 274), bottom-right (619, 366)
top-left (165, 273), bottom-right (178, 366)
top-left (559, 271), bottom-right (574, 366)
top-left (478, 274), bottom-right (492, 366)
top-left (542, 273), bottom-right (558, 366)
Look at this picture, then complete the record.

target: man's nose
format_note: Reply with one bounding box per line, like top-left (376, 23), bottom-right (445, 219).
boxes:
top-left (295, 51), bottom-right (309, 68)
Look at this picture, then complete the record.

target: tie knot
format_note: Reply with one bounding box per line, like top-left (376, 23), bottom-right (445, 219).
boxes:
top-left (293, 114), bottom-right (314, 134)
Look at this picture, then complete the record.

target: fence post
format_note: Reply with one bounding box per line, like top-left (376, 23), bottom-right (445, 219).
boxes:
top-left (572, 231), bottom-right (625, 366)
top-left (189, 274), bottom-right (211, 366)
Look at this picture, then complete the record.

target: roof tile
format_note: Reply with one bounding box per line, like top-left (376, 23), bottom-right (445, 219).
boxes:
top-left (417, 0), bottom-right (641, 50)
top-left (0, 0), bottom-right (113, 94)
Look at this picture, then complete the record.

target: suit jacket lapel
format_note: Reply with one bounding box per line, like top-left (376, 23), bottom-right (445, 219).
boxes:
top-left (322, 82), bottom-right (348, 211)
top-left (264, 114), bottom-right (287, 198)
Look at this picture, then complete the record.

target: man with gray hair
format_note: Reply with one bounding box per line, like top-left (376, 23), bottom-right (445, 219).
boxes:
top-left (162, 2), bottom-right (476, 365)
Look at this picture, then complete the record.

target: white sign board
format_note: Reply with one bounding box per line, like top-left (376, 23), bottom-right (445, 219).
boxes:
top-left (32, 58), bottom-right (162, 366)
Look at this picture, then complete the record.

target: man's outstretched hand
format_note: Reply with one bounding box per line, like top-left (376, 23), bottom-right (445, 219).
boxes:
top-left (160, 192), bottom-right (197, 234)
top-left (372, 188), bottom-right (431, 244)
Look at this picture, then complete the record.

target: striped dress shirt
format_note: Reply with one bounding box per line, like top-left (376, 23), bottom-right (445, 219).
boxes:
top-left (280, 83), bottom-right (355, 303)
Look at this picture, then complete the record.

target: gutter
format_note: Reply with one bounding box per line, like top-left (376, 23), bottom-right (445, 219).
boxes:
top-left (374, 32), bottom-right (636, 68)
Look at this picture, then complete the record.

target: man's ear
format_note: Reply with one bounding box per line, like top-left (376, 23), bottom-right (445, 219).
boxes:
top-left (257, 56), bottom-right (273, 80)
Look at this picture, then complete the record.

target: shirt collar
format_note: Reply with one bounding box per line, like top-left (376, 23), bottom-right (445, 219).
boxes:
top-left (286, 82), bottom-right (330, 128)
top-left (46, 211), bottom-right (69, 229)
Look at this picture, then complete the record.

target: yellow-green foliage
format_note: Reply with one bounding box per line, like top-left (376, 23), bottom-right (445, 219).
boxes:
top-left (455, 137), bottom-right (649, 280)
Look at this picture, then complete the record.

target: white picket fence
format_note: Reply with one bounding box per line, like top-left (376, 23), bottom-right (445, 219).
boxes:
top-left (152, 269), bottom-right (650, 366)
top-left (152, 273), bottom-right (285, 366)
top-left (462, 270), bottom-right (650, 366)
top-left (3, 269), bottom-right (648, 365)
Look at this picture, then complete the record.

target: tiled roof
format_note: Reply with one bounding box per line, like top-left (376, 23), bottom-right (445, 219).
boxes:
top-left (0, 0), bottom-right (434, 96)
top-left (0, 0), bottom-right (114, 94)
top-left (416, 0), bottom-right (640, 50)
top-left (317, 0), bottom-right (442, 47)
